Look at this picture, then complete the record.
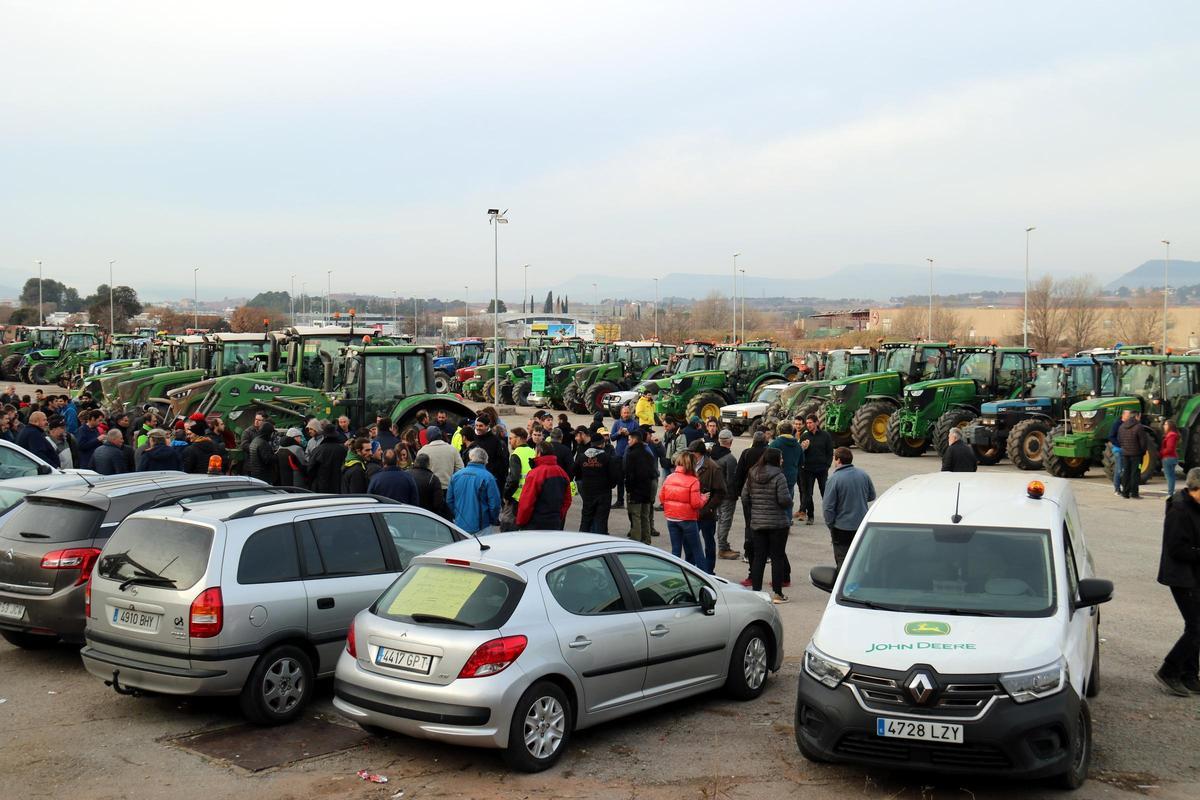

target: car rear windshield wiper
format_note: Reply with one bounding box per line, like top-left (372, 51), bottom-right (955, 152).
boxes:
top-left (118, 574), bottom-right (177, 591)
top-left (409, 613), bottom-right (475, 628)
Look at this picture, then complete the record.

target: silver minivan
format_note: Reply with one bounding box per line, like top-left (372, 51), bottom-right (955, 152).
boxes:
top-left (81, 493), bottom-right (468, 724)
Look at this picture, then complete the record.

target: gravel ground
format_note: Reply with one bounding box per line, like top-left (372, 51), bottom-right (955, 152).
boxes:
top-left (1, 401), bottom-right (1198, 800)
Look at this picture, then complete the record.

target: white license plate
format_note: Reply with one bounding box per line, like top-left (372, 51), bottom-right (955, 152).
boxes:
top-left (0, 601), bottom-right (25, 620)
top-left (876, 717), bottom-right (963, 744)
top-left (111, 607), bottom-right (161, 633)
top-left (376, 647), bottom-right (433, 674)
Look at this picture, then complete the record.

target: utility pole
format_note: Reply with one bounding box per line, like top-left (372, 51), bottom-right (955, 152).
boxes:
top-left (926, 258), bottom-right (934, 340)
top-left (732, 253), bottom-right (740, 343)
top-left (523, 264), bottom-right (529, 315)
top-left (488, 209), bottom-right (509, 405)
top-left (1024, 227), bottom-right (1036, 348)
top-left (413, 297), bottom-right (419, 338)
top-left (653, 277), bottom-right (659, 340)
top-left (108, 260), bottom-right (116, 334)
top-left (392, 291), bottom-right (398, 335)
top-left (290, 274), bottom-right (296, 327)
top-left (36, 260), bottom-right (42, 325)
top-left (326, 270), bottom-right (332, 322)
top-left (739, 268), bottom-right (746, 342)
top-left (1163, 239), bottom-right (1172, 353)
top-left (301, 282), bottom-right (307, 324)
top-left (193, 267), bottom-right (199, 329)
top-left (464, 286), bottom-right (469, 337)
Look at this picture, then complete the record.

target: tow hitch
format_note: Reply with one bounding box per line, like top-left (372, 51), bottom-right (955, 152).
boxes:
top-left (105, 669), bottom-right (142, 697)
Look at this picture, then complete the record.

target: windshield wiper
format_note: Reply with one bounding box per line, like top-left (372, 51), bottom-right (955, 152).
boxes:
top-left (839, 597), bottom-right (898, 611)
top-left (900, 606), bottom-right (1007, 617)
top-left (118, 574), bottom-right (177, 591)
top-left (409, 613), bottom-right (474, 628)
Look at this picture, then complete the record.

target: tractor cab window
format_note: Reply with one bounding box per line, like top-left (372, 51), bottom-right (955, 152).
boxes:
top-left (359, 354), bottom-right (429, 423)
top-left (185, 344), bottom-right (206, 370)
top-left (628, 347), bottom-right (654, 371)
top-left (64, 334), bottom-right (92, 352)
top-left (883, 346), bottom-right (914, 374)
top-left (825, 350), bottom-right (849, 380)
top-left (847, 352), bottom-right (874, 376)
top-left (997, 352), bottom-right (1031, 393)
top-left (297, 336), bottom-right (347, 389)
top-left (1163, 363), bottom-right (1193, 409)
top-left (1069, 365), bottom-right (1097, 396)
top-left (220, 341), bottom-right (267, 375)
top-left (614, 346), bottom-right (632, 363)
top-left (1031, 365), bottom-right (1065, 398)
top-left (547, 348), bottom-right (575, 368)
top-left (1098, 364), bottom-right (1116, 395)
top-left (956, 351), bottom-right (994, 383)
top-left (770, 350), bottom-right (791, 370)
top-left (919, 347), bottom-right (944, 378)
top-left (589, 346), bottom-right (607, 363)
top-left (716, 350), bottom-right (739, 373)
top-left (1119, 364), bottom-right (1157, 398)
top-left (738, 350), bottom-right (770, 375)
top-left (34, 330), bottom-right (59, 347)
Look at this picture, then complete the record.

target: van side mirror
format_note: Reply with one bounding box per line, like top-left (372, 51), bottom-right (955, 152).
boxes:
top-left (1074, 578), bottom-right (1113, 610)
top-left (36, 464), bottom-right (53, 475)
top-left (698, 585), bottom-right (717, 615)
top-left (810, 566), bottom-right (837, 593)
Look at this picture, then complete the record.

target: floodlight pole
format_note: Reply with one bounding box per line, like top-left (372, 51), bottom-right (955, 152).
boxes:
top-left (732, 253), bottom-right (740, 343)
top-left (926, 258), bottom-right (934, 340)
top-left (1024, 227), bottom-right (1036, 348)
top-left (1163, 239), bottom-right (1171, 353)
top-left (108, 260), bottom-right (116, 334)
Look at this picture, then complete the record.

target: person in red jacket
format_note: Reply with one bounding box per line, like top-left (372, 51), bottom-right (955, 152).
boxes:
top-left (659, 451), bottom-right (709, 567)
top-left (516, 442), bottom-right (573, 530)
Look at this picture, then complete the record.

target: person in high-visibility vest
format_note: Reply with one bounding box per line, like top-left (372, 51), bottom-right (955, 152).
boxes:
top-left (502, 426), bottom-right (537, 509)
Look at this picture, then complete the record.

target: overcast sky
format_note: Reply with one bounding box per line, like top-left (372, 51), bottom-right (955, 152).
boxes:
top-left (1, 1), bottom-right (1197, 300)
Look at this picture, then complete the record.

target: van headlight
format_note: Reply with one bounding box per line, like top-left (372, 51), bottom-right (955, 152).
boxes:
top-left (1000, 658), bottom-right (1066, 703)
top-left (804, 642), bottom-right (850, 689)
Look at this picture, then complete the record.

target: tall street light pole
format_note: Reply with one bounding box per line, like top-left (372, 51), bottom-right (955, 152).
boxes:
top-left (290, 274), bottom-right (296, 327)
top-left (108, 260), bottom-right (116, 334)
top-left (301, 282), bottom-right (307, 324)
top-left (592, 282), bottom-right (599, 324)
top-left (326, 270), bottom-right (332, 321)
top-left (464, 286), bottom-right (469, 337)
top-left (392, 291), bottom-right (398, 335)
top-left (926, 258), bottom-right (934, 341)
top-left (653, 277), bottom-right (659, 340)
top-left (488, 209), bottom-right (509, 405)
top-left (1163, 239), bottom-right (1171, 353)
top-left (739, 268), bottom-right (746, 342)
top-left (193, 267), bottom-right (199, 329)
top-left (35, 260), bottom-right (42, 325)
top-left (413, 297), bottom-right (419, 338)
top-left (1024, 226), bottom-right (1036, 348)
top-left (731, 253), bottom-right (740, 344)
top-left (523, 264), bottom-right (530, 315)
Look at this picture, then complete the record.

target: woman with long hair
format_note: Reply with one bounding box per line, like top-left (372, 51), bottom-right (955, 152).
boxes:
top-left (659, 451), bottom-right (708, 566)
top-left (740, 446), bottom-right (793, 603)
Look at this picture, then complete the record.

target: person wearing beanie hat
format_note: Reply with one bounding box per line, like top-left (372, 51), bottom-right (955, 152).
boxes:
top-left (682, 414), bottom-right (705, 446)
top-left (416, 423), bottom-right (463, 491)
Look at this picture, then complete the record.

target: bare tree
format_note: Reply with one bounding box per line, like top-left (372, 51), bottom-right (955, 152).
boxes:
top-left (1057, 276), bottom-right (1104, 352)
top-left (1110, 298), bottom-right (1165, 349)
top-left (1024, 276), bottom-right (1062, 354)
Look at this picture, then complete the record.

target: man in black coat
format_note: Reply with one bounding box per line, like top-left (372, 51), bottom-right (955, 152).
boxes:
top-left (471, 414), bottom-right (508, 489)
top-left (16, 410), bottom-right (59, 468)
top-left (574, 427), bottom-right (619, 534)
top-left (623, 427), bottom-right (659, 544)
top-left (308, 422), bottom-right (348, 493)
top-left (411, 452), bottom-right (452, 519)
top-left (1157, 468), bottom-right (1200, 696)
top-left (798, 413), bottom-right (834, 525)
top-left (941, 428), bottom-right (978, 472)
top-left (1117, 411), bottom-right (1151, 499)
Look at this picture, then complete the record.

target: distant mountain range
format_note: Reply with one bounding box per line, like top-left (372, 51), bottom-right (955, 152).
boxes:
top-left (550, 264), bottom-right (1027, 303)
top-left (1105, 260), bottom-right (1200, 291)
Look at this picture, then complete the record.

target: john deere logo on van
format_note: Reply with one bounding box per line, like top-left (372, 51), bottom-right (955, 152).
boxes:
top-left (904, 621), bottom-right (951, 636)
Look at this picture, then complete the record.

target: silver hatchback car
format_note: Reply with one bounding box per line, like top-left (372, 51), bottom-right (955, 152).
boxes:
top-left (333, 532), bottom-right (784, 771)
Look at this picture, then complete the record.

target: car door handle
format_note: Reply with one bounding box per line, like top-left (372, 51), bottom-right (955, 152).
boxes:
top-left (567, 637), bottom-right (592, 649)
top-left (316, 597), bottom-right (335, 609)
top-left (649, 626), bottom-right (670, 637)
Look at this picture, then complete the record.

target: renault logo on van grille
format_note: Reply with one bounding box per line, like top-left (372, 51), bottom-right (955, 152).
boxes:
top-left (907, 672), bottom-right (936, 704)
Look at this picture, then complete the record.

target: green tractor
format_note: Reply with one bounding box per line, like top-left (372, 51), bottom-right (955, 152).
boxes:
top-left (962, 354), bottom-right (1117, 470)
top-left (1045, 352), bottom-right (1200, 484)
top-left (501, 340), bottom-right (590, 410)
top-left (818, 341), bottom-right (954, 451)
top-left (762, 347), bottom-right (878, 429)
top-left (601, 340), bottom-right (720, 418)
top-left (886, 345), bottom-right (1036, 458)
top-left (110, 334), bottom-right (214, 413)
top-left (20, 327), bottom-right (111, 386)
top-left (653, 343), bottom-right (795, 422)
top-left (460, 345), bottom-right (538, 403)
top-left (188, 343), bottom-right (474, 448)
top-left (2, 326), bottom-right (63, 380)
top-left (526, 342), bottom-right (615, 411)
top-left (575, 341), bottom-right (677, 415)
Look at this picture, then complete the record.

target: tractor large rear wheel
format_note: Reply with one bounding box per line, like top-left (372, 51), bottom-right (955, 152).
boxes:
top-left (933, 408), bottom-right (976, 457)
top-left (886, 412), bottom-right (928, 456)
top-left (584, 381), bottom-right (619, 415)
top-left (433, 371), bottom-right (453, 394)
top-left (29, 362), bottom-right (50, 385)
top-left (0, 354), bottom-right (22, 381)
top-left (1102, 440), bottom-right (1159, 486)
top-left (851, 400), bottom-right (896, 453)
top-left (1007, 418), bottom-right (1052, 471)
top-left (793, 398), bottom-right (824, 428)
top-left (482, 381), bottom-right (497, 404)
top-left (1044, 424), bottom-right (1090, 478)
top-left (498, 380), bottom-right (515, 405)
top-left (686, 391), bottom-right (725, 424)
top-left (514, 380), bottom-right (533, 407)
top-left (563, 382), bottom-right (586, 414)
top-left (762, 399), bottom-right (787, 430)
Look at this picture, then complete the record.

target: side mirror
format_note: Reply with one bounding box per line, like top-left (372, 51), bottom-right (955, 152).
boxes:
top-left (36, 464), bottom-right (53, 476)
top-left (810, 566), bottom-right (837, 594)
top-left (698, 585), bottom-right (717, 615)
top-left (1074, 578), bottom-right (1113, 610)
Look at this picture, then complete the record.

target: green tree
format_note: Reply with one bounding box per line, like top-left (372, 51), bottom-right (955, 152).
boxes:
top-left (245, 291), bottom-right (292, 312)
top-left (485, 299), bottom-right (507, 313)
top-left (20, 278), bottom-right (70, 307)
top-left (85, 285), bottom-right (143, 332)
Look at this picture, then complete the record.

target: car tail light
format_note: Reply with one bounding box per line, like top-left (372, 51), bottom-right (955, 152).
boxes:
top-left (189, 587), bottom-right (223, 638)
top-left (84, 582), bottom-right (92, 617)
top-left (41, 548), bottom-right (101, 586)
top-left (444, 558), bottom-right (471, 567)
top-left (346, 624), bottom-right (358, 658)
top-left (458, 635), bottom-right (527, 679)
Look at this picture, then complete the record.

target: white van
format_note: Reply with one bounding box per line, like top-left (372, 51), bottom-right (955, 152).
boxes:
top-left (794, 473), bottom-right (1111, 790)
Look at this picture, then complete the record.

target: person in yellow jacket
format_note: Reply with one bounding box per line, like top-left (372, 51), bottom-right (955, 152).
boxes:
top-left (635, 389), bottom-right (657, 427)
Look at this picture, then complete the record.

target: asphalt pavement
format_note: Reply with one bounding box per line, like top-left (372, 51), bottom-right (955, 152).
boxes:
top-left (1, 402), bottom-right (1197, 800)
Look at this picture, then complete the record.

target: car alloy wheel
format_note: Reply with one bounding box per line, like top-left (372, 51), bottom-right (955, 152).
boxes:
top-left (744, 636), bottom-right (768, 690)
top-left (523, 695), bottom-right (566, 760)
top-left (262, 656), bottom-right (306, 715)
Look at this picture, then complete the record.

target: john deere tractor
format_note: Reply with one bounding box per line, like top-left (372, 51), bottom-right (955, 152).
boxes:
top-left (1045, 352), bottom-right (1200, 483)
top-left (654, 343), bottom-right (794, 422)
top-left (817, 342), bottom-right (954, 451)
top-left (963, 354), bottom-right (1117, 470)
top-left (575, 341), bottom-right (676, 415)
top-left (460, 345), bottom-right (538, 403)
top-left (887, 345), bottom-right (1036, 457)
top-left (602, 341), bottom-right (719, 418)
top-left (20, 327), bottom-right (111, 386)
top-left (432, 338), bottom-right (486, 393)
top-left (501, 338), bottom-right (591, 407)
top-left (188, 344), bottom-right (473, 449)
top-left (762, 347), bottom-right (877, 429)
top-left (527, 343), bottom-right (615, 411)
top-left (2, 326), bottom-right (63, 380)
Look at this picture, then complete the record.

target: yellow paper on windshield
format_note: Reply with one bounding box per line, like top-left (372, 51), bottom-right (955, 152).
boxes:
top-left (388, 567), bottom-right (485, 619)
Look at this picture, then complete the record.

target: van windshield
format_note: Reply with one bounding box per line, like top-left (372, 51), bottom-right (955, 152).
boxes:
top-left (838, 524), bottom-right (1056, 617)
top-left (374, 564), bottom-right (523, 629)
top-left (98, 519), bottom-right (214, 591)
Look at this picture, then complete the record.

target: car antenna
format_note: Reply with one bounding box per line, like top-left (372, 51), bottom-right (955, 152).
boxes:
top-left (469, 529), bottom-right (491, 553)
top-left (77, 471), bottom-right (96, 489)
top-left (951, 483), bottom-right (963, 524)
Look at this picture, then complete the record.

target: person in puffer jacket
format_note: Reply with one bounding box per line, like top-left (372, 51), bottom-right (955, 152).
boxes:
top-left (740, 447), bottom-right (793, 603)
top-left (659, 451), bottom-right (708, 567)
top-left (516, 442), bottom-right (573, 530)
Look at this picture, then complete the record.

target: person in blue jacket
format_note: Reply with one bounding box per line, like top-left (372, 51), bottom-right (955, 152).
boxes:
top-left (1109, 409), bottom-right (1130, 495)
top-left (446, 448), bottom-right (502, 535)
top-left (608, 406), bottom-right (640, 509)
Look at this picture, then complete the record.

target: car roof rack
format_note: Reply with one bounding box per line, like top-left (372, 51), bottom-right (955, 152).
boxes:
top-left (224, 493), bottom-right (398, 520)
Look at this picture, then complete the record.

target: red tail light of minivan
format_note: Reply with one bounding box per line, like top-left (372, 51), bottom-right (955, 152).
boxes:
top-left (189, 587), bottom-right (223, 638)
